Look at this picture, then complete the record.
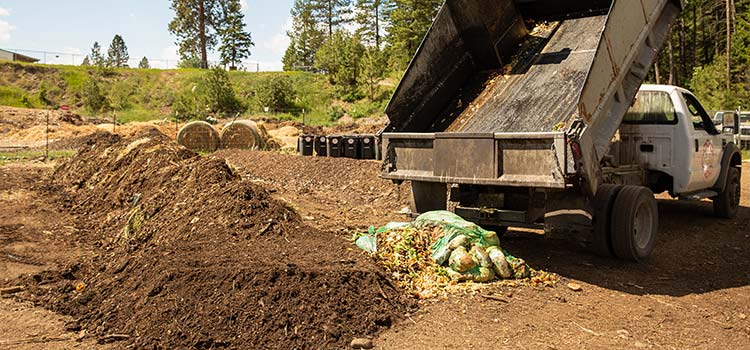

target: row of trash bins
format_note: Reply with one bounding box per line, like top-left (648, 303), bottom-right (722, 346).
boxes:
top-left (298, 134), bottom-right (382, 160)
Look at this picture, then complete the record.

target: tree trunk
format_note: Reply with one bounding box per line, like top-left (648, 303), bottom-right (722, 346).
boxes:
top-left (655, 53), bottom-right (661, 84)
top-left (328, 2), bottom-right (333, 37)
top-left (679, 17), bottom-right (685, 85)
top-left (701, 0), bottom-right (708, 64)
top-left (692, 2), bottom-right (697, 70)
top-left (726, 0), bottom-right (731, 92)
top-left (199, 0), bottom-right (208, 69)
top-left (375, 1), bottom-right (380, 48)
top-left (668, 29), bottom-right (675, 85)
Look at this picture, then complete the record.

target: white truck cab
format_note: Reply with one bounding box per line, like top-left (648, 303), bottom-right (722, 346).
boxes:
top-left (611, 84), bottom-right (742, 213)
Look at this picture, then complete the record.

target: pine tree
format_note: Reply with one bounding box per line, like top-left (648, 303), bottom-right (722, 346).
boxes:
top-left (359, 47), bottom-right (387, 99)
top-left (139, 56), bottom-right (151, 69)
top-left (354, 0), bottom-right (387, 48)
top-left (384, 0), bottom-right (442, 70)
top-left (107, 34), bottom-right (130, 68)
top-left (89, 42), bottom-right (105, 68)
top-left (218, 0), bottom-right (255, 69)
top-left (315, 30), bottom-right (365, 94)
top-left (283, 0), bottom-right (325, 71)
top-left (168, 0), bottom-right (225, 69)
top-left (310, 0), bottom-right (352, 37)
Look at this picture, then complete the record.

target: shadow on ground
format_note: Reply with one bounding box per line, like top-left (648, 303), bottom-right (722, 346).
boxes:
top-left (501, 200), bottom-right (750, 297)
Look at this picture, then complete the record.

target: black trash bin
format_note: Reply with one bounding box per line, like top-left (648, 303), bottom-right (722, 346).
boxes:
top-left (359, 134), bottom-right (376, 159)
top-left (298, 135), bottom-right (314, 156)
top-left (314, 135), bottom-right (328, 156)
top-left (343, 135), bottom-right (361, 159)
top-left (327, 135), bottom-right (344, 157)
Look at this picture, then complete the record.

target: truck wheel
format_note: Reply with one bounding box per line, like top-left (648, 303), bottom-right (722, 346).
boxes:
top-left (611, 186), bottom-right (658, 262)
top-left (410, 181), bottom-right (447, 214)
top-left (591, 184), bottom-right (622, 257)
top-left (713, 167), bottom-right (740, 219)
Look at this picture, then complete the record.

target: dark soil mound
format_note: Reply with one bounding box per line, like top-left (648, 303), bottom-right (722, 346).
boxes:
top-left (18, 130), bottom-right (413, 349)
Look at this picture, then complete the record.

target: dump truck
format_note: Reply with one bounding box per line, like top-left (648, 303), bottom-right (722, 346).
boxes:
top-left (380, 0), bottom-right (744, 261)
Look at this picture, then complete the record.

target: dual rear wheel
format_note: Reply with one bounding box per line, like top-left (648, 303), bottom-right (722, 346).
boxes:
top-left (592, 185), bottom-right (659, 262)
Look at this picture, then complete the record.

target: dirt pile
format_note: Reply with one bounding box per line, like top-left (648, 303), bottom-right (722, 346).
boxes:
top-left (215, 149), bottom-right (409, 232)
top-left (17, 129), bottom-right (413, 349)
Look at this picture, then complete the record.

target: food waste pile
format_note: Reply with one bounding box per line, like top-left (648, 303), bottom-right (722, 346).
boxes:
top-left (356, 211), bottom-right (558, 299)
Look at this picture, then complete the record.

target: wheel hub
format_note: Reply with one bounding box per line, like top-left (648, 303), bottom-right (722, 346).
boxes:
top-left (633, 202), bottom-right (653, 250)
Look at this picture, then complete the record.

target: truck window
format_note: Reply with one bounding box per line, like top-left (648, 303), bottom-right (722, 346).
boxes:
top-left (683, 93), bottom-right (719, 135)
top-left (623, 91), bottom-right (677, 124)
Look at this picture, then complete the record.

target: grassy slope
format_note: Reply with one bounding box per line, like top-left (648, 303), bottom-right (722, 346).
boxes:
top-left (0, 61), bottom-right (374, 126)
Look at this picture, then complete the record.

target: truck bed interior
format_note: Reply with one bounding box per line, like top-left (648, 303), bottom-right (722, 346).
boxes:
top-left (384, 0), bottom-right (614, 133)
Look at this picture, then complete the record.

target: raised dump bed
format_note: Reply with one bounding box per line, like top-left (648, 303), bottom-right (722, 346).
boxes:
top-left (382, 0), bottom-right (683, 194)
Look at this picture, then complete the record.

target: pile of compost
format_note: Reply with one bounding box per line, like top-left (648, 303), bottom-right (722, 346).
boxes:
top-left (17, 129), bottom-right (413, 349)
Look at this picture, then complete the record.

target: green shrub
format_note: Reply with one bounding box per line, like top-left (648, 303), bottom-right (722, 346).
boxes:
top-left (20, 94), bottom-right (32, 108)
top-left (83, 75), bottom-right (109, 112)
top-left (109, 80), bottom-right (135, 111)
top-left (349, 99), bottom-right (384, 119)
top-left (202, 67), bottom-right (242, 115)
top-left (255, 75), bottom-right (296, 113)
top-left (172, 89), bottom-right (202, 121)
top-left (328, 106), bottom-right (346, 122)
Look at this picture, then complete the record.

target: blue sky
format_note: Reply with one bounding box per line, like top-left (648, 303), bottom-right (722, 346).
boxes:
top-left (0, 0), bottom-right (294, 70)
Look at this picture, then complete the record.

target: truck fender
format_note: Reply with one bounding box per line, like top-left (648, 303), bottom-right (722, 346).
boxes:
top-left (712, 142), bottom-right (742, 192)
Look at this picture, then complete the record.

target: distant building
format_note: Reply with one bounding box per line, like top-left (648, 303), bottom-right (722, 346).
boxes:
top-left (0, 48), bottom-right (40, 63)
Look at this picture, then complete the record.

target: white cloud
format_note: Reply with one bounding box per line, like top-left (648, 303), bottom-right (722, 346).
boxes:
top-left (0, 7), bottom-right (14, 43)
top-left (240, 0), bottom-right (248, 12)
top-left (260, 16), bottom-right (292, 55)
top-left (264, 33), bottom-right (290, 55)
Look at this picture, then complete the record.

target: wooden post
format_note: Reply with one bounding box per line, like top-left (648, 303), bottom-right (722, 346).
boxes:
top-left (45, 110), bottom-right (49, 161)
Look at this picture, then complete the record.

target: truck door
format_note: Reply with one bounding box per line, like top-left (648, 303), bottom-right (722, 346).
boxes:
top-left (682, 92), bottom-right (722, 192)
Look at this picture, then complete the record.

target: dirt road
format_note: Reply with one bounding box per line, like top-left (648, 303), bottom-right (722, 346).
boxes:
top-left (0, 144), bottom-right (748, 349)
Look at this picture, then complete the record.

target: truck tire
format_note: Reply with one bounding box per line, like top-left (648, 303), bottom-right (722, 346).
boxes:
top-left (611, 186), bottom-right (658, 262)
top-left (713, 167), bottom-right (741, 219)
top-left (410, 181), bottom-right (447, 214)
top-left (591, 184), bottom-right (622, 257)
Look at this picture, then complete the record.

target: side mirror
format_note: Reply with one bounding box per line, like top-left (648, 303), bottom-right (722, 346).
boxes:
top-left (722, 112), bottom-right (740, 135)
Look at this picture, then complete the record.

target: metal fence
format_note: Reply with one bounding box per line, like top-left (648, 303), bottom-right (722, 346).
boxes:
top-left (2, 48), bottom-right (266, 71)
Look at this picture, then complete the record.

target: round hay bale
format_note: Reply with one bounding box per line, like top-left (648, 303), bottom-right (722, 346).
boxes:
top-left (220, 120), bottom-right (264, 150)
top-left (177, 121), bottom-right (220, 151)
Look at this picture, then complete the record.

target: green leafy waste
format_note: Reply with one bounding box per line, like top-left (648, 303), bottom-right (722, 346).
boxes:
top-left (355, 211), bottom-right (554, 298)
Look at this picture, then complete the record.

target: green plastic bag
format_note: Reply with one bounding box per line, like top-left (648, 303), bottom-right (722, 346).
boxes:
top-left (414, 211), bottom-right (500, 248)
top-left (355, 226), bottom-right (378, 253)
